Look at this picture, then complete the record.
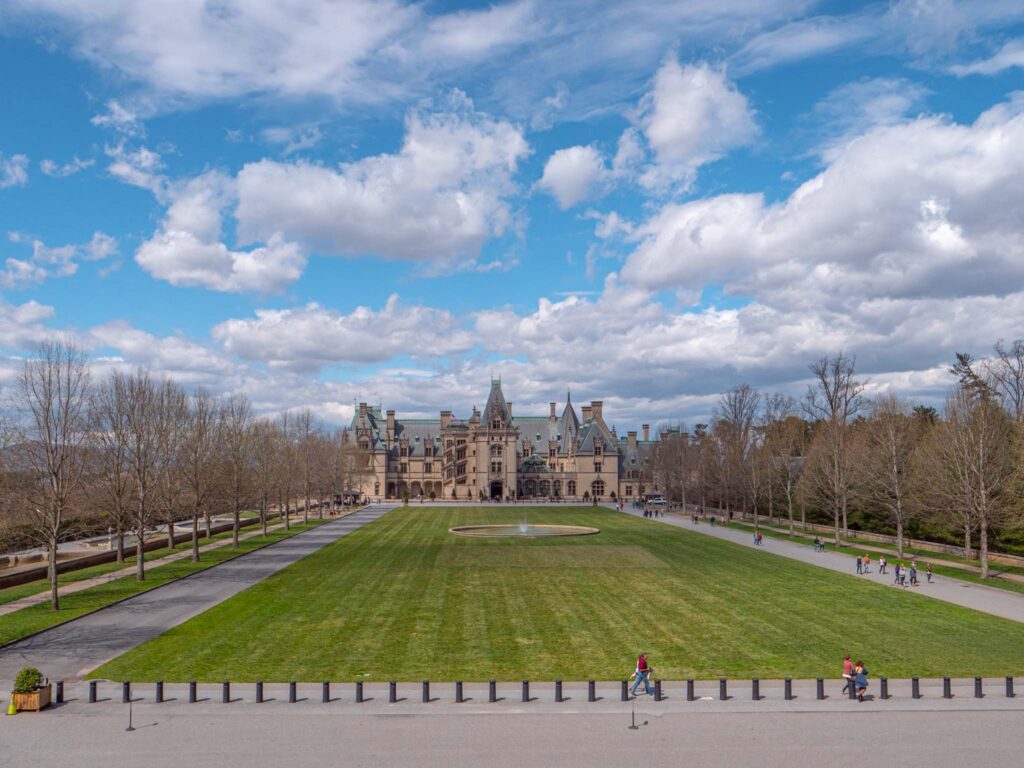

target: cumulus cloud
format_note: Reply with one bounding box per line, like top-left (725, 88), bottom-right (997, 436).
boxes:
top-left (0, 153), bottom-right (30, 188)
top-left (90, 100), bottom-right (144, 135)
top-left (537, 145), bottom-right (608, 209)
top-left (212, 295), bottom-right (476, 372)
top-left (260, 124), bottom-right (323, 156)
top-left (235, 94), bottom-right (529, 264)
top-left (40, 156), bottom-right (95, 177)
top-left (104, 143), bottom-right (167, 198)
top-left (135, 171), bottom-right (306, 293)
top-left (2, 231), bottom-right (118, 288)
top-left (811, 77), bottom-right (930, 157)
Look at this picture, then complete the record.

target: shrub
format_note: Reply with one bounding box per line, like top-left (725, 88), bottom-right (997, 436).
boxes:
top-left (13, 667), bottom-right (44, 693)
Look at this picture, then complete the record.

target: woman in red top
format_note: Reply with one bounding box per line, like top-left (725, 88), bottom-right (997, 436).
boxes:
top-left (630, 653), bottom-right (654, 696)
top-left (841, 654), bottom-right (854, 694)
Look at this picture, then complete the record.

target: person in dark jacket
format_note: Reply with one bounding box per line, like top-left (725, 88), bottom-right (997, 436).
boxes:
top-left (854, 661), bottom-right (870, 702)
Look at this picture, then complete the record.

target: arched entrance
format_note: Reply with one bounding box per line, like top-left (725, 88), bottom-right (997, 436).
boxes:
top-left (490, 481), bottom-right (503, 500)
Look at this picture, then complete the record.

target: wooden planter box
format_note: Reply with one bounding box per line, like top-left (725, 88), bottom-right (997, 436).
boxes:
top-left (12, 684), bottom-right (51, 712)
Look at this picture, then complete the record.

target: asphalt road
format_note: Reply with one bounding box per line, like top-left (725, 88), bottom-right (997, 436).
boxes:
top-left (0, 505), bottom-right (396, 685)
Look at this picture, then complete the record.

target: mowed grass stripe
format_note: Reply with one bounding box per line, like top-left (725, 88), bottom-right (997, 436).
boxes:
top-left (93, 507), bottom-right (1024, 682)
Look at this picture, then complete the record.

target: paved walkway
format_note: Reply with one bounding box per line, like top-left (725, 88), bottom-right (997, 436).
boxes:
top-left (0, 514), bottom-right (314, 617)
top-left (616, 506), bottom-right (1024, 624)
top-left (0, 505), bottom-right (396, 686)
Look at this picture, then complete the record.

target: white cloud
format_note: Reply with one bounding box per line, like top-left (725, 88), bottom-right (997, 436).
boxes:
top-left (90, 100), bottom-right (143, 135)
top-left (811, 77), bottom-right (930, 158)
top-left (634, 59), bottom-right (758, 191)
top-left (135, 171), bottom-right (306, 293)
top-left (40, 156), bottom-right (95, 177)
top-left (83, 232), bottom-right (119, 261)
top-left (2, 231), bottom-right (118, 288)
top-left (235, 94), bottom-right (530, 264)
top-left (731, 15), bottom-right (874, 75)
top-left (0, 153), bottom-right (30, 188)
top-left (260, 124), bottom-right (323, 156)
top-left (104, 143), bottom-right (167, 198)
top-left (212, 296), bottom-right (476, 371)
top-left (951, 37), bottom-right (1024, 76)
top-left (537, 145), bottom-right (608, 209)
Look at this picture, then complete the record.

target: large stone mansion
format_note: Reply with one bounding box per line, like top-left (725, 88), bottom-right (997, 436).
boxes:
top-left (347, 379), bottom-right (661, 502)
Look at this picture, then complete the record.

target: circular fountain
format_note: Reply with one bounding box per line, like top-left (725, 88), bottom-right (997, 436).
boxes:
top-left (448, 523), bottom-right (599, 538)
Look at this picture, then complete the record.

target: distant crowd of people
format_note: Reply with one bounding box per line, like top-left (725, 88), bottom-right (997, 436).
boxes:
top-left (856, 554), bottom-right (932, 586)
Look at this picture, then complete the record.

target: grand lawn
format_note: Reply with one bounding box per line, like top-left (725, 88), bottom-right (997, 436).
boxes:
top-left (93, 506), bottom-right (1024, 682)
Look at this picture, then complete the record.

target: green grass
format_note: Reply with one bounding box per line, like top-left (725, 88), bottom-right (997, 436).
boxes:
top-left (91, 507), bottom-right (1024, 682)
top-left (0, 522), bottom-right (325, 646)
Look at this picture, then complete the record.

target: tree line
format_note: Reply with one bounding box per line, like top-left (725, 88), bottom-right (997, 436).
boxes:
top-left (652, 342), bottom-right (1024, 579)
top-left (1, 339), bottom-right (373, 610)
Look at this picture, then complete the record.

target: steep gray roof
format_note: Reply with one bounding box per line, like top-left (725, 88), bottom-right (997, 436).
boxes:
top-left (512, 415), bottom-right (558, 454)
top-left (483, 378), bottom-right (511, 425)
top-left (393, 419), bottom-right (441, 458)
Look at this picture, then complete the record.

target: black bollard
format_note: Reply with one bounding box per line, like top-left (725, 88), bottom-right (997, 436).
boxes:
top-left (456, 681), bottom-right (464, 703)
top-left (912, 677), bottom-right (921, 699)
top-left (256, 681), bottom-right (263, 704)
top-left (1007, 677), bottom-right (1016, 698)
top-left (55, 680), bottom-right (63, 704)
top-left (389, 681), bottom-right (397, 703)
top-left (555, 679), bottom-right (563, 702)
top-left (355, 681), bottom-right (363, 703)
top-left (289, 681), bottom-right (298, 703)
top-left (422, 680), bottom-right (430, 703)
top-left (489, 680), bottom-right (497, 703)
top-left (752, 679), bottom-right (760, 701)
top-left (588, 680), bottom-right (596, 702)
top-left (155, 681), bottom-right (163, 704)
top-left (975, 677), bottom-right (983, 699)
top-left (654, 679), bottom-right (662, 701)
top-left (816, 678), bottom-right (824, 700)
top-left (523, 680), bottom-right (531, 703)
top-left (943, 677), bottom-right (952, 699)
top-left (848, 679), bottom-right (856, 700)
top-left (222, 681), bottom-right (230, 704)
top-left (784, 678), bottom-right (792, 701)
top-left (189, 681), bottom-right (197, 703)
top-left (122, 681), bottom-right (131, 704)
top-left (88, 680), bottom-right (98, 703)
top-left (719, 678), bottom-right (727, 701)
top-left (880, 677), bottom-right (888, 700)
top-left (621, 679), bottom-right (628, 701)
top-left (323, 681), bottom-right (331, 703)
top-left (687, 679), bottom-right (695, 702)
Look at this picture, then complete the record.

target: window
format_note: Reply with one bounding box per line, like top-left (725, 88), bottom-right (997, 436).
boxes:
top-left (549, 449), bottom-right (556, 461)
top-left (374, 482), bottom-right (380, 495)
top-left (359, 440), bottom-right (369, 451)
top-left (425, 463), bottom-right (432, 473)
top-left (594, 462), bottom-right (602, 473)
top-left (399, 463), bottom-right (407, 473)
top-left (625, 485), bottom-right (632, 497)
top-left (594, 443), bottom-right (602, 456)
top-left (567, 480), bottom-right (576, 496)
top-left (490, 461), bottom-right (502, 473)
top-left (400, 445), bottom-right (408, 457)
top-left (490, 445), bottom-right (502, 458)
top-left (456, 448), bottom-right (466, 461)
top-left (491, 419), bottom-right (501, 429)
top-left (591, 480), bottom-right (605, 497)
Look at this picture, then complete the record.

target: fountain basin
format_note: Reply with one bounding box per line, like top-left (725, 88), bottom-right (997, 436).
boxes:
top-left (448, 524), bottom-right (600, 538)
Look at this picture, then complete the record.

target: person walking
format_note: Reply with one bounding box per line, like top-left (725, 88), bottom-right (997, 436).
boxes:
top-left (899, 563), bottom-right (908, 588)
top-left (854, 661), bottom-right (870, 702)
top-left (926, 563), bottom-right (933, 583)
top-left (879, 556), bottom-right (887, 575)
top-left (841, 655), bottom-right (854, 694)
top-left (856, 555), bottom-right (863, 575)
top-left (863, 555), bottom-right (871, 573)
top-left (893, 563), bottom-right (901, 585)
top-left (910, 561), bottom-right (918, 587)
top-left (630, 653), bottom-right (654, 697)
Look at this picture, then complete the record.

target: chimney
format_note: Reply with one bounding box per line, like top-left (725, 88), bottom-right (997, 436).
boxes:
top-left (359, 402), bottom-right (367, 420)
top-left (550, 402), bottom-right (556, 420)
top-left (642, 424), bottom-right (650, 441)
top-left (591, 401), bottom-right (603, 421)
top-left (440, 409), bottom-right (452, 430)
top-left (508, 402), bottom-right (512, 418)
top-left (582, 405), bottom-right (592, 422)
top-left (628, 431), bottom-right (637, 450)
top-left (387, 410), bottom-right (396, 445)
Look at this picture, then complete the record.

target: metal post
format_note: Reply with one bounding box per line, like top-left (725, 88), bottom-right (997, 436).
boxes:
top-left (422, 680), bottom-right (430, 703)
top-left (155, 681), bottom-right (163, 704)
top-left (55, 681), bottom-right (64, 704)
top-left (523, 680), bottom-right (530, 703)
top-left (752, 679), bottom-right (759, 701)
top-left (784, 678), bottom-right (792, 701)
top-left (189, 681), bottom-right (197, 703)
top-left (654, 679), bottom-right (662, 701)
top-left (323, 681), bottom-right (331, 703)
top-left (222, 681), bottom-right (230, 704)
top-left (975, 677), bottom-right (983, 699)
top-left (355, 681), bottom-right (363, 703)
top-left (687, 679), bottom-right (695, 702)
top-left (880, 677), bottom-right (888, 700)
top-left (1007, 677), bottom-right (1015, 698)
top-left (555, 679), bottom-right (562, 702)
top-left (943, 677), bottom-right (952, 699)
top-left (912, 677), bottom-right (921, 699)
top-left (256, 681), bottom-right (263, 704)
top-left (290, 681), bottom-right (298, 703)
top-left (389, 681), bottom-right (397, 703)
top-left (621, 679), bottom-right (628, 701)
top-left (88, 680), bottom-right (97, 704)
top-left (122, 681), bottom-right (131, 704)
top-left (588, 680), bottom-right (596, 702)
top-left (816, 678), bottom-right (824, 700)
top-left (455, 681), bottom-right (464, 703)
top-left (849, 679), bottom-right (856, 700)
top-left (489, 680), bottom-right (497, 703)
top-left (719, 678), bottom-right (727, 701)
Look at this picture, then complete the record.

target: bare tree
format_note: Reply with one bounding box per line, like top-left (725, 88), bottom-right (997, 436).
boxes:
top-left (89, 374), bottom-right (135, 563)
top-left (715, 384), bottom-right (761, 520)
top-left (275, 410), bottom-right (299, 531)
top-left (760, 395), bottom-right (801, 533)
top-left (155, 383), bottom-right (188, 549)
top-left (804, 353), bottom-right (865, 543)
top-left (180, 389), bottom-right (223, 562)
top-left (14, 339), bottom-right (92, 609)
top-left (985, 339), bottom-right (1024, 421)
top-left (294, 409), bottom-right (315, 524)
top-left (250, 417), bottom-right (280, 536)
top-left (222, 394), bottom-right (253, 546)
top-left (854, 393), bottom-right (924, 558)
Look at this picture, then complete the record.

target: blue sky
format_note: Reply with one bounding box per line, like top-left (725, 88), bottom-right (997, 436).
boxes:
top-left (1, 0), bottom-right (1024, 429)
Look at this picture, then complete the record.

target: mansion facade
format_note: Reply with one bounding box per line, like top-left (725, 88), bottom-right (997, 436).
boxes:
top-left (347, 379), bottom-right (661, 502)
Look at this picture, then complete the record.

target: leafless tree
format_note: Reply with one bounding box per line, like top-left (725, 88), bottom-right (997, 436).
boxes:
top-left (275, 410), bottom-right (299, 531)
top-left (14, 339), bottom-right (92, 609)
top-left (804, 353), bottom-right (865, 543)
top-left (155, 383), bottom-right (188, 549)
top-left (294, 409), bottom-right (315, 524)
top-left (985, 339), bottom-right (1024, 421)
top-left (250, 417), bottom-right (280, 536)
top-left (760, 396), bottom-right (802, 533)
top-left (180, 389), bottom-right (223, 562)
top-left (222, 394), bottom-right (254, 546)
top-left (89, 374), bottom-right (135, 563)
top-left (715, 384), bottom-right (761, 519)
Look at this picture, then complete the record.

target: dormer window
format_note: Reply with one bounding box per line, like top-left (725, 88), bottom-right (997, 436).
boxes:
top-left (491, 419), bottom-right (501, 430)
top-left (594, 443), bottom-right (602, 456)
